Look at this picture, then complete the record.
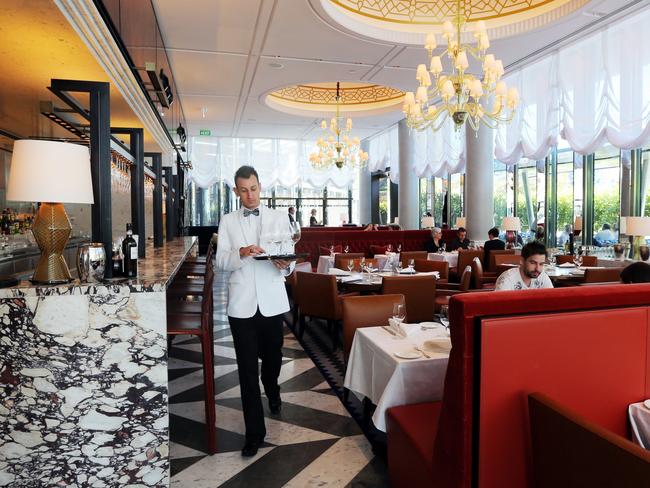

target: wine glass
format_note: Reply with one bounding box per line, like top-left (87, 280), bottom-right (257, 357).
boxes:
top-left (549, 254), bottom-right (556, 267)
top-left (392, 302), bottom-right (406, 324)
top-left (396, 261), bottom-right (403, 273)
top-left (344, 244), bottom-right (349, 253)
top-left (360, 256), bottom-right (366, 268)
top-left (397, 244), bottom-right (402, 253)
top-left (408, 259), bottom-right (415, 271)
top-left (573, 254), bottom-right (583, 267)
top-left (272, 232), bottom-right (285, 256)
top-left (289, 222), bottom-right (301, 247)
top-left (347, 259), bottom-right (354, 273)
top-left (439, 305), bottom-right (450, 333)
top-left (329, 244), bottom-right (335, 257)
top-left (387, 244), bottom-right (393, 253)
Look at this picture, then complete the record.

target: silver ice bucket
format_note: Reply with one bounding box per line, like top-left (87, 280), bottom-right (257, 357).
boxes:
top-left (76, 243), bottom-right (106, 283)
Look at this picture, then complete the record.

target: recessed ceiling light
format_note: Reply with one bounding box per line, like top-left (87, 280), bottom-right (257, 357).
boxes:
top-left (269, 62), bottom-right (284, 69)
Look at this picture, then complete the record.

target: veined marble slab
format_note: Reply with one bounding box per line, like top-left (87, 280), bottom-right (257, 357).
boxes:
top-left (0, 237), bottom-right (198, 487)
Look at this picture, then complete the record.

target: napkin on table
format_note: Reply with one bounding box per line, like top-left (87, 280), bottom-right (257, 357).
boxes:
top-left (558, 262), bottom-right (575, 268)
top-left (388, 318), bottom-right (417, 337)
top-left (328, 268), bottom-right (351, 276)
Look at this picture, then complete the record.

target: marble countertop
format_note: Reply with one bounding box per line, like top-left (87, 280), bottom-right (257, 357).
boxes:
top-left (0, 236), bottom-right (197, 297)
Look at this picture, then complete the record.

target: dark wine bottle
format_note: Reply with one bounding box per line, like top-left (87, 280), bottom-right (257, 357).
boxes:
top-left (122, 223), bottom-right (138, 278)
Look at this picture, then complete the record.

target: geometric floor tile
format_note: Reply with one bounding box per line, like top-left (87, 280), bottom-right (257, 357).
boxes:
top-left (169, 271), bottom-right (388, 486)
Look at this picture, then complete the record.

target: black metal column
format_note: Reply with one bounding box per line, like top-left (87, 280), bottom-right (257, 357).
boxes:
top-left (49, 79), bottom-right (113, 277)
top-left (164, 168), bottom-right (174, 241)
top-left (148, 152), bottom-right (163, 247)
top-left (113, 128), bottom-right (145, 257)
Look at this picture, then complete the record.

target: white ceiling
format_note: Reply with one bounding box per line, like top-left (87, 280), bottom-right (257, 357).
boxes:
top-left (152, 0), bottom-right (643, 141)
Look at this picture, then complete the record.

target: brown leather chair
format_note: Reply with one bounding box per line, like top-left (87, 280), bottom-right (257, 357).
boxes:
top-left (556, 254), bottom-right (598, 266)
top-left (334, 253), bottom-right (364, 270)
top-left (381, 275), bottom-right (437, 323)
top-left (287, 261), bottom-right (312, 325)
top-left (582, 267), bottom-right (622, 283)
top-left (436, 265), bottom-right (473, 311)
top-left (451, 249), bottom-right (484, 282)
top-left (488, 249), bottom-right (515, 272)
top-left (528, 392), bottom-right (650, 488)
top-left (494, 253), bottom-right (523, 275)
top-left (294, 271), bottom-right (356, 347)
top-left (471, 257), bottom-right (496, 289)
top-left (341, 294), bottom-right (405, 364)
top-left (414, 259), bottom-right (449, 284)
top-left (399, 251), bottom-right (428, 264)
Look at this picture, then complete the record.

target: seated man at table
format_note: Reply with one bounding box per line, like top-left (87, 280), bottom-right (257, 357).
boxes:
top-left (495, 242), bottom-right (553, 291)
top-left (447, 227), bottom-right (470, 251)
top-left (620, 262), bottom-right (650, 283)
top-left (426, 227), bottom-right (445, 253)
top-left (483, 227), bottom-right (505, 263)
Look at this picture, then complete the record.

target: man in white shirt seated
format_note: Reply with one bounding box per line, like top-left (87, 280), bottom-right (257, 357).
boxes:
top-left (495, 242), bottom-right (554, 291)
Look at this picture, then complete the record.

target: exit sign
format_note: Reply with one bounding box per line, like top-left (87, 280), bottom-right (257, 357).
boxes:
top-left (199, 129), bottom-right (211, 136)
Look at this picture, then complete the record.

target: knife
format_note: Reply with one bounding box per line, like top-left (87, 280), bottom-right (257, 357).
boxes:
top-left (382, 325), bottom-right (397, 336)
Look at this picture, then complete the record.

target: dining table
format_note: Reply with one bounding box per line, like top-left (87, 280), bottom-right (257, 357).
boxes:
top-left (427, 251), bottom-right (459, 269)
top-left (343, 322), bottom-right (451, 432)
top-left (335, 269), bottom-right (439, 293)
top-left (317, 254), bottom-right (389, 274)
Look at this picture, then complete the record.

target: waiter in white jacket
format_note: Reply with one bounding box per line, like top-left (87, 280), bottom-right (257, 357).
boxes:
top-left (215, 165), bottom-right (294, 457)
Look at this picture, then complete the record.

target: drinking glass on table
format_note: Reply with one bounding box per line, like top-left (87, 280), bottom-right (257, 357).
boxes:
top-left (289, 222), bottom-right (301, 247)
top-left (548, 254), bottom-right (556, 267)
top-left (360, 256), bottom-right (366, 268)
top-left (573, 254), bottom-right (583, 267)
top-left (397, 244), bottom-right (402, 253)
top-left (408, 259), bottom-right (415, 270)
top-left (344, 244), bottom-right (349, 253)
top-left (439, 305), bottom-right (450, 332)
top-left (347, 259), bottom-right (354, 273)
top-left (396, 261), bottom-right (403, 273)
top-left (329, 244), bottom-right (335, 257)
top-left (392, 303), bottom-right (406, 324)
top-left (387, 244), bottom-right (393, 253)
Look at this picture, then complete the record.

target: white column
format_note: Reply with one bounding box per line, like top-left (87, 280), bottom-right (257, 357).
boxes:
top-left (359, 140), bottom-right (371, 225)
top-left (398, 119), bottom-right (419, 230)
top-left (465, 124), bottom-right (494, 241)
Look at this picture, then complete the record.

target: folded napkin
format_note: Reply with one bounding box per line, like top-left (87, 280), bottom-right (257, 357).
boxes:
top-left (419, 338), bottom-right (452, 354)
top-left (399, 268), bottom-right (416, 274)
top-left (558, 262), bottom-right (575, 268)
top-left (415, 271), bottom-right (440, 278)
top-left (388, 318), bottom-right (417, 337)
top-left (338, 275), bottom-right (361, 283)
top-left (328, 268), bottom-right (351, 276)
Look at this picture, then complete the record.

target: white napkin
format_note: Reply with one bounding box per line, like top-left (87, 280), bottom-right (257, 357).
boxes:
top-left (415, 271), bottom-right (440, 278)
top-left (328, 268), bottom-right (351, 276)
top-left (558, 262), bottom-right (575, 268)
top-left (419, 338), bottom-right (452, 354)
top-left (388, 318), bottom-right (417, 337)
top-left (399, 268), bottom-right (416, 274)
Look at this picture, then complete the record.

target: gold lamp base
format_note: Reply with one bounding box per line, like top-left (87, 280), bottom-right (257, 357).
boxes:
top-left (31, 202), bottom-right (72, 284)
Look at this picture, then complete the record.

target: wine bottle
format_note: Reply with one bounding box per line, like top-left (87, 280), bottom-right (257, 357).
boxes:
top-left (122, 223), bottom-right (138, 278)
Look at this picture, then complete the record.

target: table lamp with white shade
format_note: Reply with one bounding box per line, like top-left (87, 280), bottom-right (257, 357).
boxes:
top-left (7, 140), bottom-right (94, 283)
top-left (455, 217), bottom-right (466, 228)
top-left (421, 216), bottom-right (434, 229)
top-left (624, 216), bottom-right (650, 261)
top-left (501, 216), bottom-right (521, 249)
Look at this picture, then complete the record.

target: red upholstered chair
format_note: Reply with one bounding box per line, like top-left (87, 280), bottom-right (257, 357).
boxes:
top-left (556, 254), bottom-right (598, 266)
top-left (167, 268), bottom-right (216, 454)
top-left (528, 392), bottom-right (650, 488)
top-left (387, 284), bottom-right (650, 487)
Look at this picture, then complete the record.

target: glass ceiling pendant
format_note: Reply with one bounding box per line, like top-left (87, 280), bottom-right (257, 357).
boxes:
top-left (309, 82), bottom-right (368, 169)
top-left (402, 0), bottom-right (520, 133)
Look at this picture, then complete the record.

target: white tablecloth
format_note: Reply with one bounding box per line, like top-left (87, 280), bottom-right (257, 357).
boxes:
top-left (629, 401), bottom-right (650, 449)
top-left (343, 324), bottom-right (451, 431)
top-left (318, 254), bottom-right (389, 274)
top-left (428, 252), bottom-right (459, 269)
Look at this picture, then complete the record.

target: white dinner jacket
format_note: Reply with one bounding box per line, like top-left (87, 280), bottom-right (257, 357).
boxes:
top-left (215, 205), bottom-right (294, 319)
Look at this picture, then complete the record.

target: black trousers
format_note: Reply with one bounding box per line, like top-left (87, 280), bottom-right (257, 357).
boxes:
top-left (228, 309), bottom-right (284, 441)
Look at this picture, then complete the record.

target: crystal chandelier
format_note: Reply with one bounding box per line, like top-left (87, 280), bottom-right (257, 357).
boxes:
top-left (402, 0), bottom-right (520, 133)
top-left (309, 82), bottom-right (368, 169)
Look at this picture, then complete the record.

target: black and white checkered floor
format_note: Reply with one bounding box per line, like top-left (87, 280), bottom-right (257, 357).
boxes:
top-left (169, 272), bottom-right (389, 487)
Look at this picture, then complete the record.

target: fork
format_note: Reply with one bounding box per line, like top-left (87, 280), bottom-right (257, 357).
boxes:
top-left (414, 346), bottom-right (431, 358)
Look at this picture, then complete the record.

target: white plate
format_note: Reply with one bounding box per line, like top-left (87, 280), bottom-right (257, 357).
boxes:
top-left (394, 350), bottom-right (422, 360)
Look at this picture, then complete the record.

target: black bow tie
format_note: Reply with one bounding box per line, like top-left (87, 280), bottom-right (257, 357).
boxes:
top-left (243, 208), bottom-right (259, 217)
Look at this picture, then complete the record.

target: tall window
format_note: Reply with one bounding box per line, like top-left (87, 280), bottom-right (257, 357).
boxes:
top-left (556, 148), bottom-right (575, 244)
top-left (377, 175), bottom-right (391, 224)
top-left (433, 177), bottom-right (446, 226)
top-left (326, 186), bottom-right (350, 226)
top-left (516, 160), bottom-right (540, 234)
top-left (643, 148), bottom-right (650, 216)
top-left (493, 161), bottom-right (508, 227)
top-left (419, 178), bottom-right (433, 223)
top-left (450, 173), bottom-right (464, 224)
top-left (593, 145), bottom-right (621, 240)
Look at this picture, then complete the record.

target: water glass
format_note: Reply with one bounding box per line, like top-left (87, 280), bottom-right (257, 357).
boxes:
top-left (289, 222), bottom-right (301, 246)
top-left (392, 303), bottom-right (406, 323)
top-left (344, 244), bottom-right (349, 253)
top-left (439, 305), bottom-right (450, 332)
top-left (408, 259), bottom-right (415, 269)
top-left (397, 244), bottom-right (402, 253)
top-left (347, 259), bottom-right (354, 273)
top-left (329, 244), bottom-right (335, 257)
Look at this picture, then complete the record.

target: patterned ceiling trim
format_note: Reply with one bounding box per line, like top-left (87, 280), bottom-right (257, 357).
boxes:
top-left (269, 84), bottom-right (404, 106)
top-left (329, 0), bottom-right (560, 24)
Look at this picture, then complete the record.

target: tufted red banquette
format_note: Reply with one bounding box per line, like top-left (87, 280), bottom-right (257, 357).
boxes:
top-left (387, 284), bottom-right (650, 487)
top-left (296, 229), bottom-right (433, 267)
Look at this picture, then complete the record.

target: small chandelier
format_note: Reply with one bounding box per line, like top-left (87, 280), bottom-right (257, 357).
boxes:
top-left (309, 82), bottom-right (368, 169)
top-left (402, 0), bottom-right (520, 133)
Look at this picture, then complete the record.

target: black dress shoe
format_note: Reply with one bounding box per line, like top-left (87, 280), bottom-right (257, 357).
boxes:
top-left (268, 396), bottom-right (282, 414)
top-left (241, 439), bottom-right (261, 457)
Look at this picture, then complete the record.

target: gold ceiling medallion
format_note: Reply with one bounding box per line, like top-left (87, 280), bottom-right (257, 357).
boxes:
top-left (329, 0), bottom-right (559, 24)
top-left (269, 84), bottom-right (403, 106)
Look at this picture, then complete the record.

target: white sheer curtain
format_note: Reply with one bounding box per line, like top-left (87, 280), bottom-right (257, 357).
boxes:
top-left (412, 118), bottom-right (466, 177)
top-left (188, 137), bottom-right (356, 189)
top-left (495, 5), bottom-right (650, 162)
top-left (367, 125), bottom-right (399, 183)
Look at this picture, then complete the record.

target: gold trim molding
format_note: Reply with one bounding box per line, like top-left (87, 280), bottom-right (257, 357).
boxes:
top-left (269, 84), bottom-right (404, 106)
top-left (329, 0), bottom-right (561, 24)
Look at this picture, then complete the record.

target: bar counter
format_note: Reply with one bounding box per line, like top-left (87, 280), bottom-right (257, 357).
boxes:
top-left (0, 236), bottom-right (197, 487)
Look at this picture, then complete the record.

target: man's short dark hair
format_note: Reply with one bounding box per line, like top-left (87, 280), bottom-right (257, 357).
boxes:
top-left (521, 241), bottom-right (547, 260)
top-left (602, 223), bottom-right (611, 230)
top-left (458, 227), bottom-right (466, 233)
top-left (620, 262), bottom-right (650, 283)
top-left (234, 165), bottom-right (259, 186)
top-left (488, 227), bottom-right (499, 238)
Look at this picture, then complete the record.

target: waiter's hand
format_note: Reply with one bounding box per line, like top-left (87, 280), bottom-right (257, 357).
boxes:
top-left (272, 259), bottom-right (291, 270)
top-left (240, 245), bottom-right (265, 258)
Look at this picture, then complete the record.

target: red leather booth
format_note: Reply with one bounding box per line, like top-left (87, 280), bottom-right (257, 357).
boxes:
top-left (296, 229), bottom-right (433, 268)
top-left (386, 284), bottom-right (650, 487)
